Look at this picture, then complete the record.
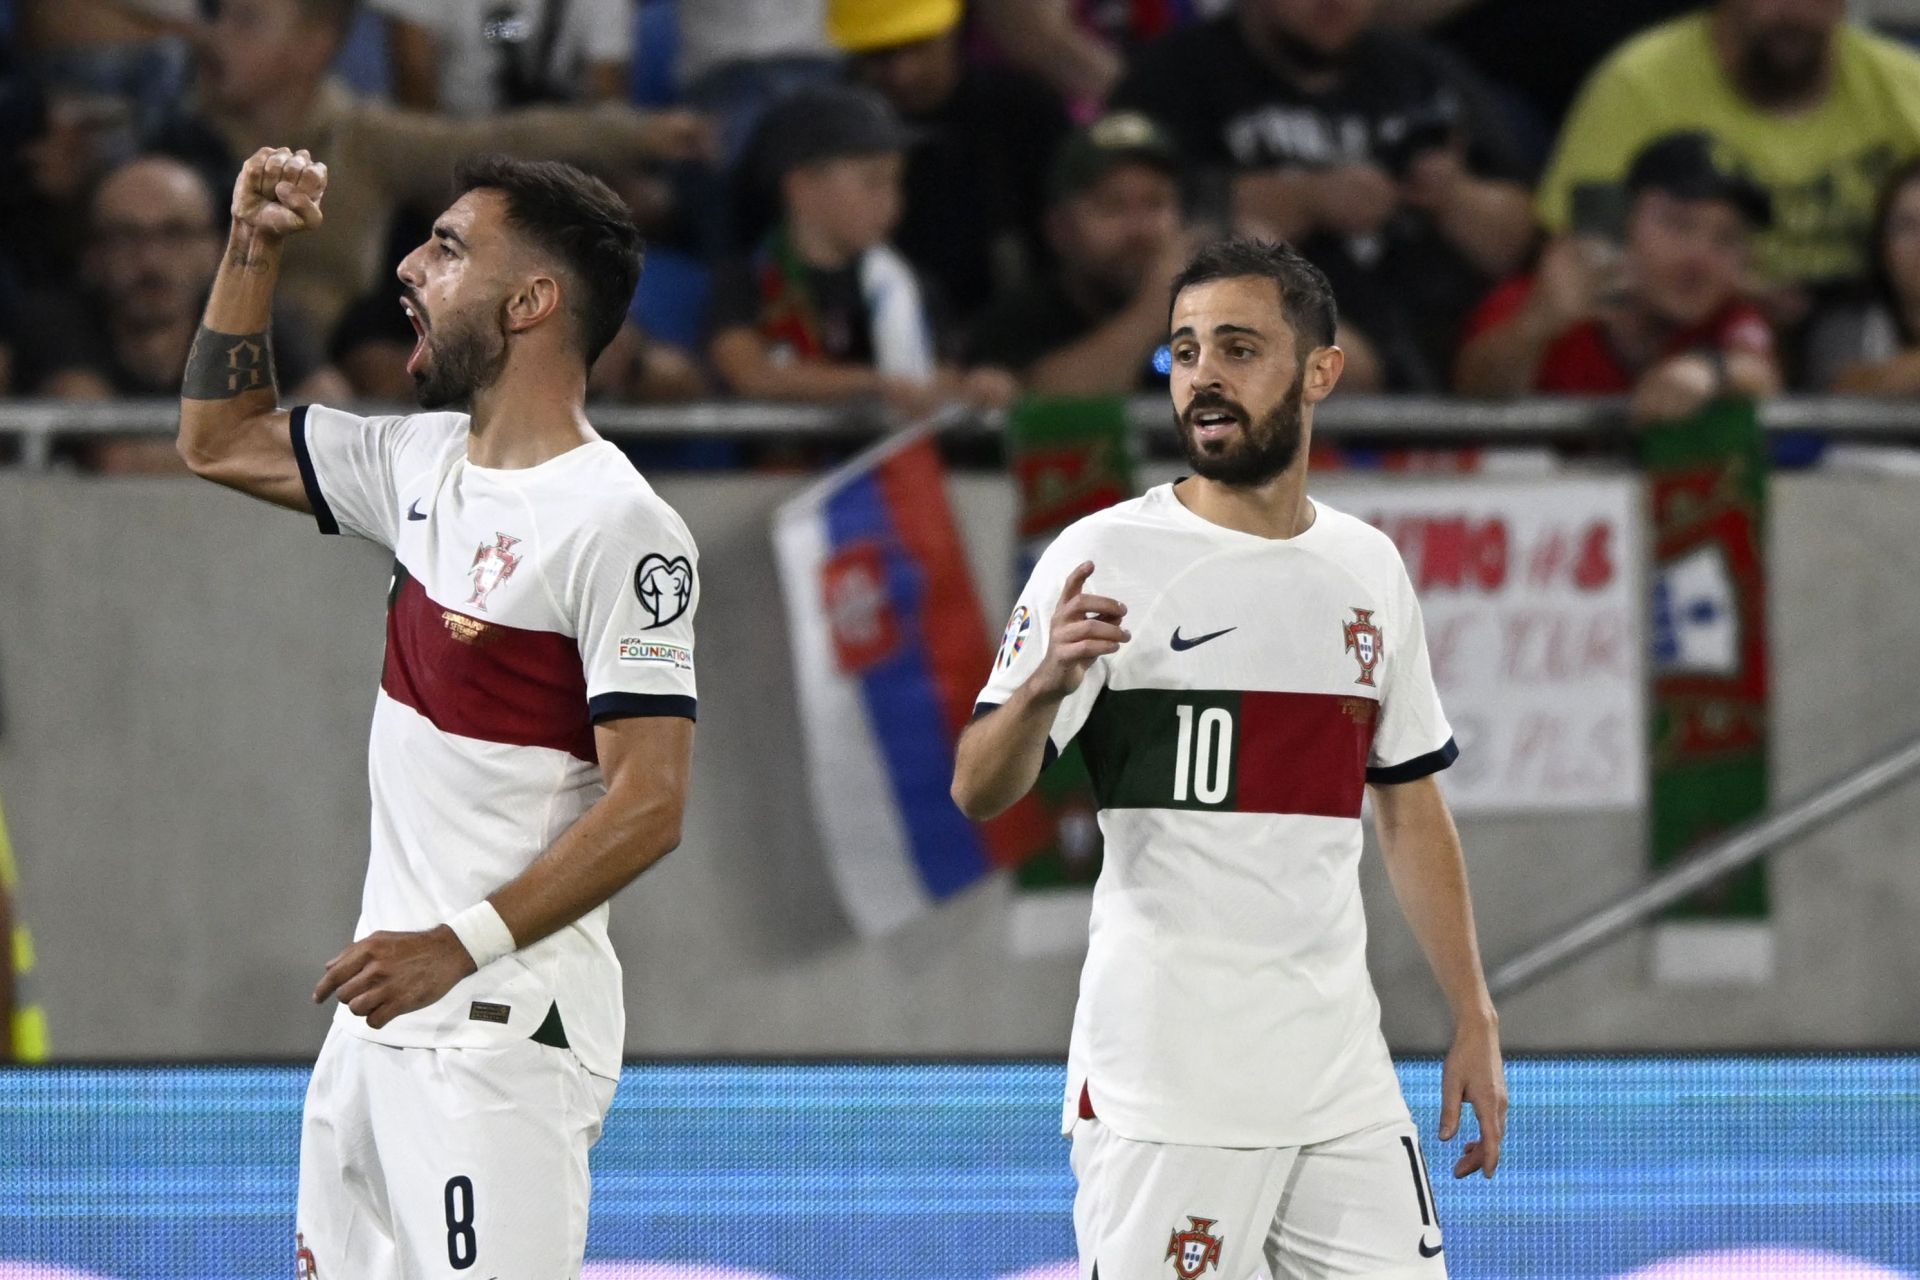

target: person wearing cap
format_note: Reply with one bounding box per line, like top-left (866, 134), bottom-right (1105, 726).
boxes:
top-left (968, 113), bottom-right (1197, 395)
top-left (1456, 131), bottom-right (1782, 424)
top-left (707, 83), bottom-right (1014, 416)
top-left (828, 0), bottom-right (1072, 323)
top-left (1538, 0), bottom-right (1920, 302)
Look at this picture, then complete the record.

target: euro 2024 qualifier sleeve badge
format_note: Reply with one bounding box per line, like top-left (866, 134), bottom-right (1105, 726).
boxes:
top-left (995, 604), bottom-right (1034, 670)
top-left (634, 552), bottom-right (694, 629)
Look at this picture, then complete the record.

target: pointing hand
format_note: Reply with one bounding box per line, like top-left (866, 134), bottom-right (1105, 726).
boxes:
top-left (1028, 561), bottom-right (1130, 702)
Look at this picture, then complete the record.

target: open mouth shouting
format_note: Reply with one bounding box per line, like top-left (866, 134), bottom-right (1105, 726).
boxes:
top-left (401, 293), bottom-right (430, 376)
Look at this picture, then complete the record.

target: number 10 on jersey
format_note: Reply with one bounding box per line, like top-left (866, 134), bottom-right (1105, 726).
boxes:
top-left (1080, 686), bottom-right (1372, 817)
top-left (1172, 703), bottom-right (1235, 805)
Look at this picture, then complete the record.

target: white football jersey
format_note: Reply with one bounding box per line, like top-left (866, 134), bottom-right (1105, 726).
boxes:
top-left (976, 483), bottom-right (1455, 1148)
top-left (292, 404), bottom-right (699, 1080)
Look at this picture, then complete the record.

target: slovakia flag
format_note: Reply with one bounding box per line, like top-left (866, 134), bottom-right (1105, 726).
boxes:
top-left (774, 429), bottom-right (1049, 935)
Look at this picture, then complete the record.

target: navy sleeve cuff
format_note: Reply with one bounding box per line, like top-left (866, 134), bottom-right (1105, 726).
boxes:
top-left (1367, 737), bottom-right (1459, 785)
top-left (589, 692), bottom-right (697, 724)
top-left (971, 700), bottom-right (1060, 770)
top-left (288, 405), bottom-right (340, 536)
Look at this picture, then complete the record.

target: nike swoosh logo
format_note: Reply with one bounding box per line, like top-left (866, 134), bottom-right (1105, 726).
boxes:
top-left (1170, 626), bottom-right (1236, 651)
top-left (1419, 1237), bottom-right (1444, 1258)
top-left (406, 500), bottom-right (426, 521)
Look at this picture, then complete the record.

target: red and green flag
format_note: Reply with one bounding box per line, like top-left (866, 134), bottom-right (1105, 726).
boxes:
top-left (1003, 396), bottom-right (1136, 904)
top-left (1641, 399), bottom-right (1772, 921)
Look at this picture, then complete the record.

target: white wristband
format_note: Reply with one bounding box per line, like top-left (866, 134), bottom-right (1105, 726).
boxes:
top-left (445, 901), bottom-right (516, 969)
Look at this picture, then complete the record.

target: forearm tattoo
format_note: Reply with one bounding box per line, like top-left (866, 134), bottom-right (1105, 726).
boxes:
top-left (182, 326), bottom-right (276, 400)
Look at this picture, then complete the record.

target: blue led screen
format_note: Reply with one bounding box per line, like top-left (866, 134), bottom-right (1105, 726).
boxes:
top-left (2, 1057), bottom-right (1917, 1278)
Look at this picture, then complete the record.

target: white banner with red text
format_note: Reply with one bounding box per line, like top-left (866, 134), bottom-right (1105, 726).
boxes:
top-left (1319, 475), bottom-right (1646, 813)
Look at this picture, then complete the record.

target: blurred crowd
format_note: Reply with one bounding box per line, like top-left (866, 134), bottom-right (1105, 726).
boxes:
top-left (4, 0), bottom-right (1920, 468)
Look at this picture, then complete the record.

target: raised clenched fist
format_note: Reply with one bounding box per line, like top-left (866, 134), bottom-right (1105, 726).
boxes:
top-left (231, 146), bottom-right (329, 241)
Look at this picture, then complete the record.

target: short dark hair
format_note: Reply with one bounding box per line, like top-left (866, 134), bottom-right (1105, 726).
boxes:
top-left (1169, 237), bottom-right (1337, 354)
top-left (453, 155), bottom-right (645, 368)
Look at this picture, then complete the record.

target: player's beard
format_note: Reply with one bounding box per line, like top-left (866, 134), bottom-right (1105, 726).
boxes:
top-left (412, 301), bottom-right (510, 410)
top-left (1177, 367), bottom-right (1306, 487)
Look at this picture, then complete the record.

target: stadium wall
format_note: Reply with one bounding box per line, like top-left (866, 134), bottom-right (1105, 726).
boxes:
top-left (1, 466), bottom-right (1917, 1058)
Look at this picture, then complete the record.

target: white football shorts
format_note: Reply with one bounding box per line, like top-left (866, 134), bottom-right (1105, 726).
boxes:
top-left (295, 1022), bottom-right (617, 1279)
top-left (1071, 1116), bottom-right (1450, 1280)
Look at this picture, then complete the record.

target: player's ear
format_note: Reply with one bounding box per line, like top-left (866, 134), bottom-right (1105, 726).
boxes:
top-left (1302, 343), bottom-right (1345, 405)
top-left (504, 274), bottom-right (563, 334)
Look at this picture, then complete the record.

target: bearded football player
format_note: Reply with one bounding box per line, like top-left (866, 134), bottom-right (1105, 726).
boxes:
top-left (955, 237), bottom-right (1507, 1278)
top-left (177, 147), bottom-right (698, 1277)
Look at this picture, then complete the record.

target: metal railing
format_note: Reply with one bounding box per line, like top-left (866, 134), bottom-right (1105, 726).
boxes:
top-left (9, 392), bottom-right (1920, 996)
top-left (1487, 731), bottom-right (1920, 997)
top-left (2, 394), bottom-right (1919, 468)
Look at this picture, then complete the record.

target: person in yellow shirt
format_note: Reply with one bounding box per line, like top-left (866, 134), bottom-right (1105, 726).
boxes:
top-left (1538, 0), bottom-right (1920, 293)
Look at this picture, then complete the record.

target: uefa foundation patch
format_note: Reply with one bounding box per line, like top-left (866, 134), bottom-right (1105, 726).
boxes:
top-left (618, 639), bottom-right (693, 668)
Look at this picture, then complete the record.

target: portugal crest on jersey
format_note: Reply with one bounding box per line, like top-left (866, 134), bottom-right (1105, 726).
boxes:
top-left (1165, 1216), bottom-right (1223, 1279)
top-left (295, 1231), bottom-right (319, 1278)
top-left (467, 532), bottom-right (522, 611)
top-left (1342, 607), bottom-right (1382, 686)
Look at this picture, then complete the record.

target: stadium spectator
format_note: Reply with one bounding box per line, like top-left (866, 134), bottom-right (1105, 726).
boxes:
top-left (679, 0), bottom-right (838, 156)
top-left (1378, 0), bottom-right (1697, 150)
top-left (708, 84), bottom-right (1013, 416)
top-left (678, 0), bottom-right (836, 101)
top-left (16, 154), bottom-right (345, 470)
top-left (1456, 132), bottom-right (1782, 425)
top-left (0, 76), bottom-right (134, 293)
top-left (831, 0), bottom-right (1073, 324)
top-left (968, 113), bottom-right (1195, 394)
top-left (12, 0), bottom-right (198, 133)
top-left (1110, 0), bottom-right (1537, 391)
top-left (149, 0), bottom-right (711, 340)
top-left (670, 0), bottom-right (840, 267)
top-left (1804, 158), bottom-right (1920, 391)
top-left (371, 0), bottom-right (633, 117)
top-left (17, 152), bottom-right (340, 399)
top-left (1537, 0), bottom-right (1920, 319)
